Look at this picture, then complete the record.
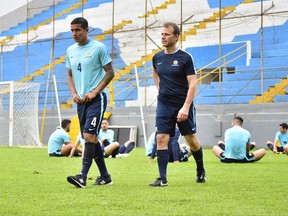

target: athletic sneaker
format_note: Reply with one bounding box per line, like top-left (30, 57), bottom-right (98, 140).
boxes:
top-left (149, 178), bottom-right (168, 187)
top-left (116, 153), bottom-right (130, 158)
top-left (67, 174), bottom-right (86, 188)
top-left (92, 175), bottom-right (113, 186)
top-left (196, 172), bottom-right (206, 183)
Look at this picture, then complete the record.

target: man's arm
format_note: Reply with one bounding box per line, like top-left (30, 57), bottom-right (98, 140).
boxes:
top-left (152, 67), bottom-right (160, 91)
top-left (246, 143), bottom-right (250, 156)
top-left (273, 138), bottom-right (279, 153)
top-left (177, 74), bottom-right (197, 122)
top-left (68, 142), bottom-right (77, 158)
top-left (82, 62), bottom-right (115, 102)
top-left (149, 134), bottom-right (157, 163)
top-left (68, 69), bottom-right (83, 105)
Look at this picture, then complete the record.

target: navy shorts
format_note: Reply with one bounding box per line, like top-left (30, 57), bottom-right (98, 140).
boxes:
top-left (277, 146), bottom-right (284, 152)
top-left (156, 98), bottom-right (196, 136)
top-left (49, 149), bottom-right (62, 157)
top-left (220, 152), bottom-right (255, 163)
top-left (77, 92), bottom-right (107, 136)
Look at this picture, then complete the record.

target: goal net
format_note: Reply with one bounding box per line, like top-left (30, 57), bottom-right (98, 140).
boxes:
top-left (0, 81), bottom-right (41, 147)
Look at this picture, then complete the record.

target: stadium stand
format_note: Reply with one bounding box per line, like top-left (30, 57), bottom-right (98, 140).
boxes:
top-left (0, 0), bottom-right (287, 108)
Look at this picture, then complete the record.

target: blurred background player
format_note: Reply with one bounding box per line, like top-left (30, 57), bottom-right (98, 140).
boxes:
top-left (147, 128), bottom-right (191, 163)
top-left (212, 116), bottom-right (266, 163)
top-left (48, 119), bottom-right (82, 157)
top-left (98, 118), bottom-right (135, 158)
top-left (266, 122), bottom-right (288, 154)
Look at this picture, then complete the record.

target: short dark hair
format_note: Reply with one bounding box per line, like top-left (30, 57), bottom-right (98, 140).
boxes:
top-left (71, 17), bottom-right (88, 29)
top-left (102, 118), bottom-right (109, 122)
top-left (279, 123), bottom-right (288, 129)
top-left (61, 119), bottom-right (71, 128)
top-left (233, 116), bottom-right (244, 125)
top-left (163, 22), bottom-right (180, 36)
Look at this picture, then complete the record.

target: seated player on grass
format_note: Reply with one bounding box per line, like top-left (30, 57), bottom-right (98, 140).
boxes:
top-left (212, 116), bottom-right (266, 163)
top-left (96, 118), bottom-right (135, 158)
top-left (266, 122), bottom-right (288, 155)
top-left (48, 119), bottom-right (82, 157)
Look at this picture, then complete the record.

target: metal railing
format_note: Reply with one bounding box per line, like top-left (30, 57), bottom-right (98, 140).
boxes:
top-left (108, 43), bottom-right (249, 106)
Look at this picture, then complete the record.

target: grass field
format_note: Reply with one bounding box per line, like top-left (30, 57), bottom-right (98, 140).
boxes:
top-left (0, 147), bottom-right (287, 216)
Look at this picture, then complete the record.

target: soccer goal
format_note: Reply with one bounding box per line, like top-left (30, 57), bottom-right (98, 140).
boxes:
top-left (109, 125), bottom-right (138, 146)
top-left (0, 81), bottom-right (41, 147)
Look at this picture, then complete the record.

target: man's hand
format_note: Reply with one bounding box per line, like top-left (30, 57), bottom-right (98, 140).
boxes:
top-left (148, 158), bottom-right (154, 163)
top-left (73, 94), bottom-right (84, 105)
top-left (83, 92), bottom-right (97, 103)
top-left (177, 105), bottom-right (189, 122)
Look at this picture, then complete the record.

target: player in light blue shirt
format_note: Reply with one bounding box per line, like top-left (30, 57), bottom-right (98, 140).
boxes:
top-left (48, 119), bottom-right (82, 157)
top-left (266, 123), bottom-right (288, 154)
top-left (98, 118), bottom-right (135, 158)
top-left (146, 131), bottom-right (156, 156)
top-left (66, 39), bottom-right (111, 99)
top-left (98, 118), bottom-right (115, 144)
top-left (213, 116), bottom-right (266, 163)
top-left (66, 17), bottom-right (115, 188)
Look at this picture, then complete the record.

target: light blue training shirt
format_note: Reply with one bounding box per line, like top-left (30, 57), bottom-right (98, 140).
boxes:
top-left (48, 128), bottom-right (71, 154)
top-left (65, 39), bottom-right (112, 98)
top-left (146, 131), bottom-right (156, 156)
top-left (275, 131), bottom-right (288, 147)
top-left (223, 126), bottom-right (251, 159)
top-left (98, 129), bottom-right (114, 143)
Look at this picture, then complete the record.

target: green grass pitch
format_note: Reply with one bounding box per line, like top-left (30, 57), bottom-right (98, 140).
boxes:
top-left (0, 147), bottom-right (287, 215)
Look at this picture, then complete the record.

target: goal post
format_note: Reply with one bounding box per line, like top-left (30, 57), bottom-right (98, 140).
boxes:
top-left (0, 81), bottom-right (41, 147)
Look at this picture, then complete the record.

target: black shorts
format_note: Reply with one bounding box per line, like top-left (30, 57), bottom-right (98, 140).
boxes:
top-left (156, 98), bottom-right (196, 136)
top-left (220, 152), bottom-right (255, 163)
top-left (77, 92), bottom-right (107, 136)
top-left (277, 147), bottom-right (284, 152)
top-left (49, 150), bottom-right (62, 157)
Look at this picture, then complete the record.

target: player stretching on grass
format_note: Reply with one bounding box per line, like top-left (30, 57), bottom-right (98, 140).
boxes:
top-left (212, 116), bottom-right (266, 163)
top-left (66, 17), bottom-right (114, 188)
top-left (149, 22), bottom-right (206, 187)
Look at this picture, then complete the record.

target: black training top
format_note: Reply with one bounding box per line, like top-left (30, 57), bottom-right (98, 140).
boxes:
top-left (152, 48), bottom-right (196, 104)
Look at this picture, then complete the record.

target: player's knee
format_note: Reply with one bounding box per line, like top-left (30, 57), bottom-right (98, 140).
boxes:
top-left (260, 148), bottom-right (266, 155)
top-left (255, 148), bottom-right (266, 159)
top-left (213, 145), bottom-right (221, 153)
top-left (218, 140), bottom-right (224, 145)
top-left (156, 134), bottom-right (169, 147)
top-left (114, 142), bottom-right (120, 148)
top-left (83, 133), bottom-right (95, 143)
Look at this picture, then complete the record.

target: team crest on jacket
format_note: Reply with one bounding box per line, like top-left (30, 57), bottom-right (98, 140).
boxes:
top-left (172, 60), bottom-right (179, 66)
top-left (85, 52), bottom-right (92, 58)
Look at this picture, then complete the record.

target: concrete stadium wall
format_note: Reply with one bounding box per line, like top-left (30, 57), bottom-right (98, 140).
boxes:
top-left (40, 103), bottom-right (287, 149)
